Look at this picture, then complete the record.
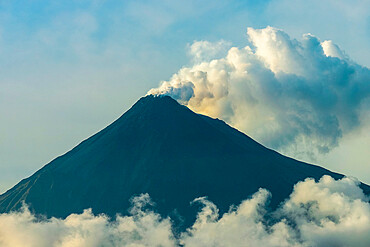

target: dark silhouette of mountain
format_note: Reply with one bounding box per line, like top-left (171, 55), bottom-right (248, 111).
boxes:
top-left (0, 95), bottom-right (369, 228)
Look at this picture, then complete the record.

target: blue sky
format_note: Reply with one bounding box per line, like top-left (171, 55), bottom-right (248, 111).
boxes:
top-left (0, 0), bottom-right (369, 192)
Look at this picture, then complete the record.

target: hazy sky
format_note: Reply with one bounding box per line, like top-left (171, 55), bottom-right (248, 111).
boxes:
top-left (0, 0), bottom-right (369, 193)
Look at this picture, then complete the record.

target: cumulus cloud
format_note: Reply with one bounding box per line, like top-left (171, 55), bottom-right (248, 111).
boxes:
top-left (0, 176), bottom-right (369, 247)
top-left (148, 26), bottom-right (370, 158)
top-left (281, 176), bottom-right (370, 247)
top-left (0, 194), bottom-right (176, 247)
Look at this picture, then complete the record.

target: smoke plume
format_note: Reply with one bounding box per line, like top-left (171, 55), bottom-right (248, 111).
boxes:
top-left (148, 27), bottom-right (370, 158)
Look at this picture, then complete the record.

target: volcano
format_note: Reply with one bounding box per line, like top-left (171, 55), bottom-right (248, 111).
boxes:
top-left (1, 95), bottom-right (369, 227)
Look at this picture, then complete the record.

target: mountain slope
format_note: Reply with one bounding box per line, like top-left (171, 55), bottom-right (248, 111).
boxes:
top-left (1, 95), bottom-right (369, 227)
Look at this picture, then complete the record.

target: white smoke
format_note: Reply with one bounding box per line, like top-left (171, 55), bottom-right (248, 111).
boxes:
top-left (148, 26), bottom-right (370, 158)
top-left (0, 176), bottom-right (369, 247)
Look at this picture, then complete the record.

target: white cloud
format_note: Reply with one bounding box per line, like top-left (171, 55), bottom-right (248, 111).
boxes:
top-left (0, 195), bottom-right (176, 247)
top-left (321, 40), bottom-right (347, 60)
top-left (148, 26), bottom-right (370, 159)
top-left (281, 176), bottom-right (370, 247)
top-left (0, 176), bottom-right (369, 246)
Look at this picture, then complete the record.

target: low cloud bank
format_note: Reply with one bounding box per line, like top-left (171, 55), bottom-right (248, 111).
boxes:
top-left (0, 176), bottom-right (369, 247)
top-left (148, 27), bottom-right (370, 158)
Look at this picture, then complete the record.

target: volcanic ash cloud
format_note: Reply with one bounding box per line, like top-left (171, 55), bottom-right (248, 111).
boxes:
top-left (148, 26), bottom-right (370, 158)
